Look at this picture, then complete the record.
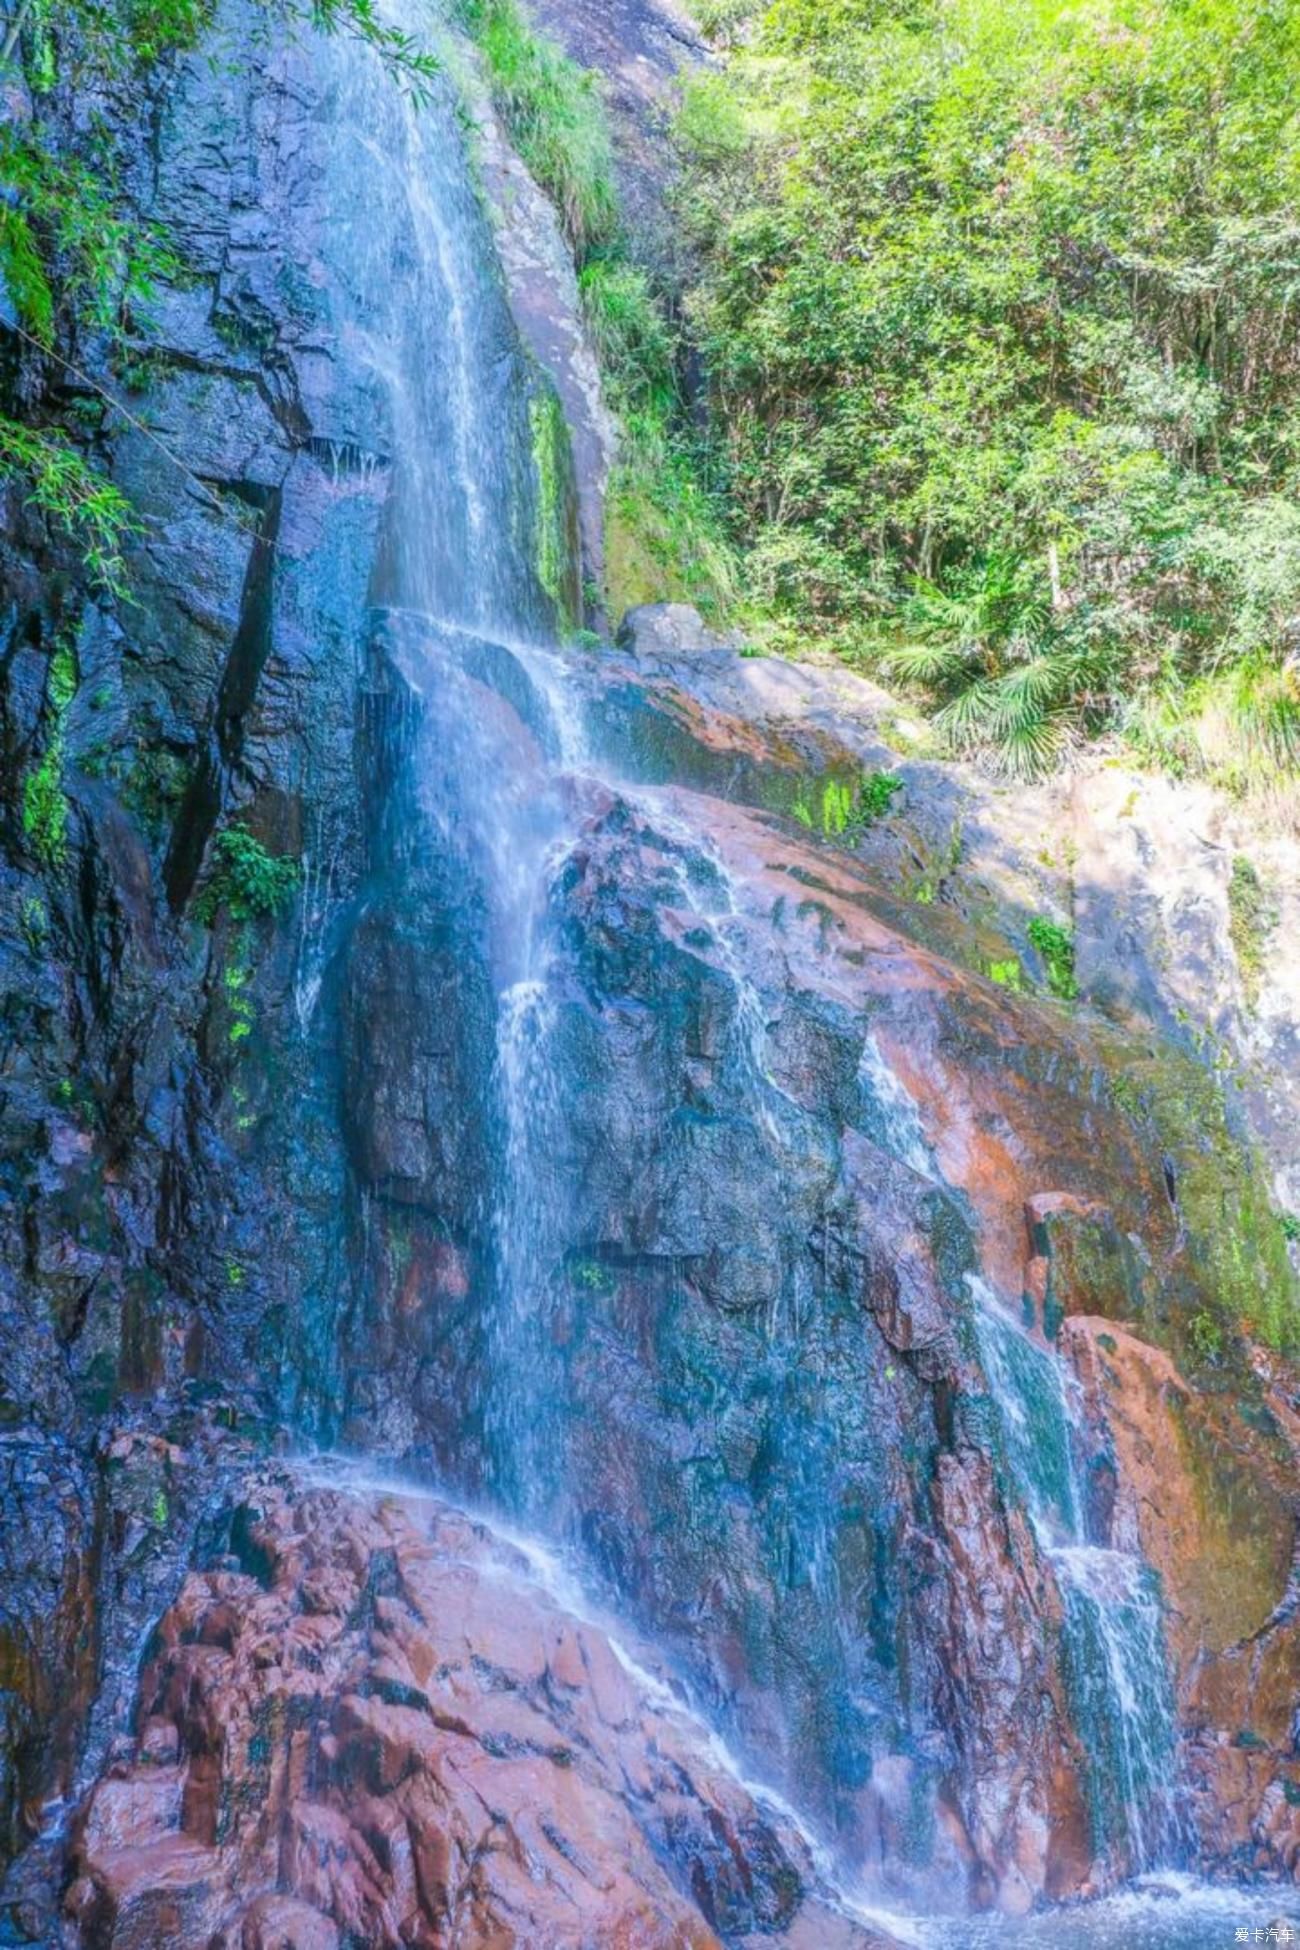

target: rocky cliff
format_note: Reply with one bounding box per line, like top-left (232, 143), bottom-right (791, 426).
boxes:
top-left (0, 2), bottom-right (1297, 1945)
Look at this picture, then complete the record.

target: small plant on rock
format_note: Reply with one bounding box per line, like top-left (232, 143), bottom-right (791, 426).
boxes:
top-left (197, 825), bottom-right (299, 924)
top-left (857, 770), bottom-right (904, 824)
top-left (1027, 916), bottom-right (1078, 1000)
top-left (1189, 1310), bottom-right (1224, 1363)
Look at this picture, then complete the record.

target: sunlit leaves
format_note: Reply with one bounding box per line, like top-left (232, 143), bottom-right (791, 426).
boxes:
top-left (675, 0), bottom-right (1300, 777)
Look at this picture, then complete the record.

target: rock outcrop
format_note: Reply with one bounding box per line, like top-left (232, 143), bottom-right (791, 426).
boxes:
top-left (1065, 1318), bottom-right (1300, 1882)
top-left (63, 1470), bottom-right (893, 1950)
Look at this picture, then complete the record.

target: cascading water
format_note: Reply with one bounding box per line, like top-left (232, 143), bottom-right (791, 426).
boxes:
top-left (325, 3), bottom-right (590, 1519)
top-left (972, 1280), bottom-right (1177, 1872)
top-left (318, 8), bottom-right (1232, 1938)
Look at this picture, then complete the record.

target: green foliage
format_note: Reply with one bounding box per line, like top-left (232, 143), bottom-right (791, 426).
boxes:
top-left (0, 0), bottom-right (436, 593)
top-left (1227, 854), bottom-right (1277, 1006)
top-left (604, 411), bottom-right (738, 625)
top-left (578, 259), bottom-right (675, 417)
top-left (0, 415), bottom-right (139, 593)
top-left (693, 0), bottom-right (761, 47)
top-left (858, 769), bottom-right (903, 823)
top-left (0, 126), bottom-right (180, 348)
top-left (21, 637), bottom-right (77, 867)
top-left (528, 385), bottom-right (576, 631)
top-left (197, 825), bottom-right (300, 924)
top-left (1026, 916), bottom-right (1078, 1001)
top-left (5, 0), bottom-right (437, 93)
top-left (581, 251), bottom-right (737, 625)
top-left (674, 0), bottom-right (1300, 777)
top-left (451, 0), bottom-right (735, 626)
top-left (791, 768), bottom-right (900, 839)
top-left (456, 0), bottom-right (615, 252)
top-left (1188, 1310), bottom-right (1224, 1364)
top-left (988, 958), bottom-right (1023, 993)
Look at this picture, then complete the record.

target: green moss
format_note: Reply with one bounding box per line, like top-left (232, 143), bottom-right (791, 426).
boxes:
top-left (1227, 854), bottom-right (1277, 1008)
top-left (121, 747), bottom-right (188, 835)
top-left (1107, 1072), bottom-right (1142, 1117)
top-left (988, 957), bottom-right (1024, 993)
top-left (1188, 1310), bottom-right (1223, 1363)
top-left (23, 747), bottom-right (67, 866)
top-left (48, 641), bottom-right (76, 711)
top-left (821, 777), bottom-right (854, 837)
top-left (21, 638), bottom-right (78, 869)
top-left (570, 1257), bottom-right (614, 1294)
top-left (19, 894), bottom-right (48, 950)
top-left (528, 385), bottom-right (578, 632)
top-left (217, 942), bottom-right (258, 1051)
top-left (1116, 1039), bottom-right (1300, 1354)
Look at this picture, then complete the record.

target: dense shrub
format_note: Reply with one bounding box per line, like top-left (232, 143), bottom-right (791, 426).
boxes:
top-left (675, 0), bottom-right (1300, 777)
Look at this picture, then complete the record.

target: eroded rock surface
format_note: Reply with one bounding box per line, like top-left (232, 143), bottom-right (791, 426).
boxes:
top-left (1065, 1318), bottom-right (1300, 1882)
top-left (63, 1472), bottom-right (894, 1950)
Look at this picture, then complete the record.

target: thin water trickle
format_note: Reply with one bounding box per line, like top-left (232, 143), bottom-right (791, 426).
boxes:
top-left (971, 1278), bottom-right (1177, 1872)
top-left (858, 1032), bottom-right (935, 1179)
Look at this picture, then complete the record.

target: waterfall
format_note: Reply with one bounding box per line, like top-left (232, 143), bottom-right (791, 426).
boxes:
top-left (319, 3), bottom-right (1195, 1926)
top-left (323, 1), bottom-right (593, 1526)
top-left (972, 1281), bottom-right (1177, 1871)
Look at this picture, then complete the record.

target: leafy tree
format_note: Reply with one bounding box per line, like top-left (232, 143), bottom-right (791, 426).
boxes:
top-left (675, 0), bottom-right (1300, 778)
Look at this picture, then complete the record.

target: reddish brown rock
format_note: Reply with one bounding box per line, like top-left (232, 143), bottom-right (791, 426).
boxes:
top-left (1063, 1317), bottom-right (1300, 1881)
top-left (64, 1472), bottom-right (899, 1950)
top-left (927, 1449), bottom-right (1093, 1912)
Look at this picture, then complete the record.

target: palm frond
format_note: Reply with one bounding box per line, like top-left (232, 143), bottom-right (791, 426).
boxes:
top-left (882, 637), bottom-right (982, 686)
top-left (994, 711), bottom-right (1069, 779)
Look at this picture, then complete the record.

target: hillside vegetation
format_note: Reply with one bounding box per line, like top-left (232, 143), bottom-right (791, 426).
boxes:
top-left (674, 0), bottom-right (1300, 779)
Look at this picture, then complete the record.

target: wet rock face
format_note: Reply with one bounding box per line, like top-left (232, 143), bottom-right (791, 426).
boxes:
top-left (0, 0), bottom-right (391, 1891)
top-left (2, 2), bottom-right (1298, 1935)
top-left (1064, 1319), bottom-right (1300, 1883)
top-left (63, 1472), bottom-right (892, 1950)
top-left (512, 786), bottom-right (1142, 1902)
top-left (357, 743), bottom-right (1292, 1909)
